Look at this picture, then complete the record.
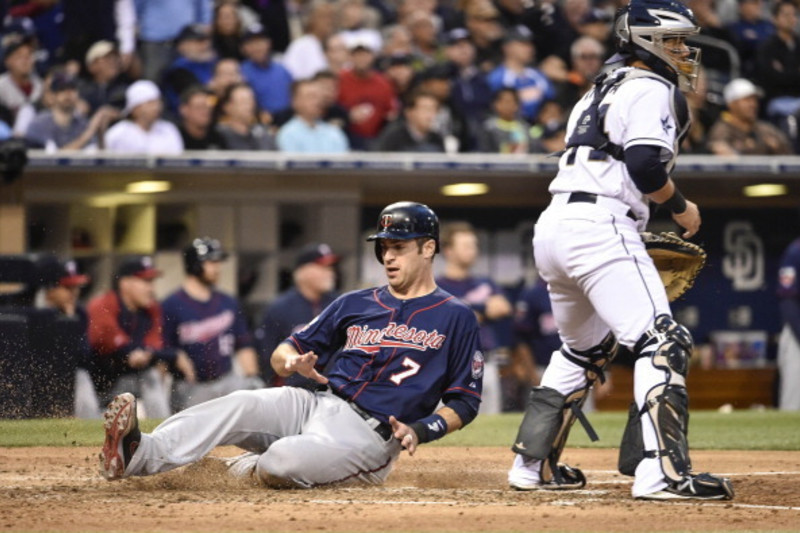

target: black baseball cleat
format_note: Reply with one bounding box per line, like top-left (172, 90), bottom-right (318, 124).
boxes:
top-left (510, 464), bottom-right (587, 491)
top-left (99, 393), bottom-right (141, 480)
top-left (638, 473), bottom-right (735, 501)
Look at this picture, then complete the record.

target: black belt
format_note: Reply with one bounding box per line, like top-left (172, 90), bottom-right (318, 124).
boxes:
top-left (567, 192), bottom-right (637, 221)
top-left (327, 386), bottom-right (394, 441)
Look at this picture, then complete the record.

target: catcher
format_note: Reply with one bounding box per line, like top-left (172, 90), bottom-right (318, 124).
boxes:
top-left (507, 0), bottom-right (733, 500)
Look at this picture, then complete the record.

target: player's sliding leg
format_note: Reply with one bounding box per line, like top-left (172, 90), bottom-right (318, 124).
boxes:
top-left (621, 314), bottom-right (734, 500)
top-left (100, 388), bottom-right (306, 480)
top-left (509, 332), bottom-right (617, 490)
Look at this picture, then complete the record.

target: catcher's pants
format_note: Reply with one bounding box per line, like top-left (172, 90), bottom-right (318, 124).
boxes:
top-left (124, 388), bottom-right (402, 487)
top-left (519, 195), bottom-right (675, 496)
top-left (777, 326), bottom-right (800, 410)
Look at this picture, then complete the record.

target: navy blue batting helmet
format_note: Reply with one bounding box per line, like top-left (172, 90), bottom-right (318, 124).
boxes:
top-left (367, 201), bottom-right (440, 263)
top-left (184, 237), bottom-right (228, 276)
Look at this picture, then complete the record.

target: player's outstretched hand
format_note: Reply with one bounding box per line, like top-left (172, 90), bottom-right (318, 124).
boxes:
top-left (285, 351), bottom-right (329, 384)
top-left (389, 415), bottom-right (419, 456)
top-left (672, 200), bottom-right (701, 239)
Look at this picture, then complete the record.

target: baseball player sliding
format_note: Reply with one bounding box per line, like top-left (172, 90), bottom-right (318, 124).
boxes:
top-left (100, 202), bottom-right (483, 488)
top-left (508, 0), bottom-right (733, 500)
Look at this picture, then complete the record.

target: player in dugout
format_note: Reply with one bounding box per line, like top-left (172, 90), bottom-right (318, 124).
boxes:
top-left (99, 201), bottom-right (484, 488)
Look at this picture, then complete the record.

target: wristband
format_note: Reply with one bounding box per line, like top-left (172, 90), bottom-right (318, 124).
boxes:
top-left (408, 414), bottom-right (448, 444)
top-left (661, 188), bottom-right (687, 214)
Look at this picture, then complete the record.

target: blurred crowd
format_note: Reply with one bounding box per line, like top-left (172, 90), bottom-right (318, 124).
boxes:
top-left (2, 0), bottom-right (800, 156)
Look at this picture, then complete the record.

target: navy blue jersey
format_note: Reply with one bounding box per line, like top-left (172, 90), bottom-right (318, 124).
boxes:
top-left (162, 288), bottom-right (254, 382)
top-left (257, 287), bottom-right (338, 385)
top-left (287, 286), bottom-right (483, 424)
top-left (435, 275), bottom-right (506, 352)
top-left (514, 280), bottom-right (561, 367)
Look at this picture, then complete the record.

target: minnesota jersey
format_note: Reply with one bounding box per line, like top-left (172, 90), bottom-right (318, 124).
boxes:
top-left (550, 67), bottom-right (689, 223)
top-left (287, 286), bottom-right (483, 424)
top-left (162, 289), bottom-right (254, 382)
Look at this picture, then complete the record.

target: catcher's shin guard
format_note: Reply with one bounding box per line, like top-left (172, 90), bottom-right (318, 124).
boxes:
top-left (512, 333), bottom-right (618, 487)
top-left (620, 314), bottom-right (692, 482)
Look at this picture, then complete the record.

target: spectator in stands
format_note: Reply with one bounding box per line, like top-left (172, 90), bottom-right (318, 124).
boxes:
top-left (374, 90), bottom-right (444, 152)
top-left (212, 1), bottom-right (244, 60)
top-left (444, 28), bottom-right (493, 141)
top-left (478, 88), bottom-right (533, 153)
top-left (87, 256), bottom-right (195, 418)
top-left (78, 41), bottom-right (130, 115)
top-left (381, 25), bottom-right (414, 58)
top-left (207, 57), bottom-right (243, 100)
top-left (411, 62), bottom-right (471, 152)
top-left (727, 0), bottom-right (774, 80)
top-left (135, 0), bottom-right (213, 82)
top-left (312, 70), bottom-right (350, 131)
top-left (682, 66), bottom-right (719, 154)
top-left (405, 11), bottom-right (442, 67)
top-left (379, 53), bottom-right (416, 101)
top-left (554, 36), bottom-right (605, 112)
top-left (214, 81), bottom-right (275, 150)
top-left (239, 24), bottom-right (293, 122)
top-left (276, 79), bottom-right (350, 154)
top-left (162, 24), bottom-right (218, 117)
top-left (282, 1), bottom-right (336, 81)
top-left (256, 243), bottom-right (340, 387)
top-left (756, 0), bottom-right (800, 120)
top-left (105, 80), bottom-right (184, 154)
top-left (34, 255), bottom-right (99, 418)
top-left (0, 31), bottom-right (42, 127)
top-left (324, 34), bottom-right (351, 75)
top-left (338, 0), bottom-right (384, 52)
top-left (242, 0), bottom-right (291, 54)
top-left (708, 78), bottom-right (793, 155)
top-left (337, 36), bottom-right (397, 149)
top-left (26, 71), bottom-right (119, 151)
top-left (463, 0), bottom-right (505, 72)
top-left (487, 25), bottom-right (555, 123)
top-left (178, 85), bottom-right (225, 150)
top-left (436, 221), bottom-right (513, 415)
top-left (59, 0), bottom-right (137, 75)
top-left (162, 237), bottom-right (261, 411)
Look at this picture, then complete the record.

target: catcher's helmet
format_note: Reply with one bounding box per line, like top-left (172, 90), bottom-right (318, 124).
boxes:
top-left (184, 237), bottom-right (228, 276)
top-left (613, 0), bottom-right (701, 91)
top-left (366, 201), bottom-right (439, 263)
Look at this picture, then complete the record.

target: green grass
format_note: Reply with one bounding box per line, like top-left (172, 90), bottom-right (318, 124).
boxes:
top-left (2, 410), bottom-right (799, 450)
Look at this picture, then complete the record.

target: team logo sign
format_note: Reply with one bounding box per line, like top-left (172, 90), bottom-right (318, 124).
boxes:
top-left (471, 350), bottom-right (484, 379)
top-left (380, 214), bottom-right (393, 228)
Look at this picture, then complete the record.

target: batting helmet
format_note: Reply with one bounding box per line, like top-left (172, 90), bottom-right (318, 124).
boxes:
top-left (184, 237), bottom-right (228, 276)
top-left (366, 201), bottom-right (439, 263)
top-left (613, 0), bottom-right (701, 91)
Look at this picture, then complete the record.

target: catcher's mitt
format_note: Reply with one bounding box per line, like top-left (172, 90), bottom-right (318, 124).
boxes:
top-left (640, 231), bottom-right (706, 302)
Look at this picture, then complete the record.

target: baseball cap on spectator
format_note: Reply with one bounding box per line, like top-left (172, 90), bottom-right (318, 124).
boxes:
top-left (343, 31), bottom-right (381, 53)
top-left (116, 256), bottom-right (161, 280)
top-left (123, 80), bottom-right (162, 115)
top-left (50, 71), bottom-right (78, 93)
top-left (176, 24), bottom-right (211, 44)
top-left (504, 25), bottom-right (533, 44)
top-left (85, 40), bottom-right (116, 65)
top-left (242, 24), bottom-right (270, 43)
top-left (723, 78), bottom-right (763, 105)
top-left (37, 256), bottom-right (89, 288)
top-left (1, 31), bottom-right (36, 58)
top-left (295, 243), bottom-right (340, 269)
top-left (444, 28), bottom-right (471, 46)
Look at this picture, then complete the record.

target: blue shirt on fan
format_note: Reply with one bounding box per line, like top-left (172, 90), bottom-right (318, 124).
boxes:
top-left (161, 288), bottom-right (254, 382)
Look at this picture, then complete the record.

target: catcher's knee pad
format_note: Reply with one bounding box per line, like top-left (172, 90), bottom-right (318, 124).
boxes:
top-left (513, 333), bottom-right (618, 484)
top-left (619, 314), bottom-right (692, 481)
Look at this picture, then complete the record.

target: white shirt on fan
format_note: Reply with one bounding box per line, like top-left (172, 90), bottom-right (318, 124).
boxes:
top-left (104, 119), bottom-right (184, 155)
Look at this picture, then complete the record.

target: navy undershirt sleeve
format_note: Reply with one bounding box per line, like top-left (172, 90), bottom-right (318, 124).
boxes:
top-left (625, 144), bottom-right (669, 194)
top-left (780, 299), bottom-right (800, 342)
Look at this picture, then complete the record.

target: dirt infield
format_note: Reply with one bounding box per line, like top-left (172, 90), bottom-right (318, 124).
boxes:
top-left (1, 446), bottom-right (799, 532)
